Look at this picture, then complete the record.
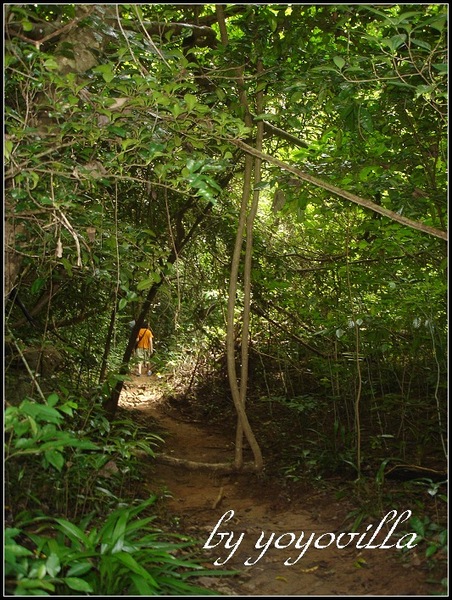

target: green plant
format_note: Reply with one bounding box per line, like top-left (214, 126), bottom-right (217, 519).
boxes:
top-left (280, 445), bottom-right (322, 483)
top-left (5, 496), bottom-right (228, 595)
top-left (336, 472), bottom-right (391, 533)
top-left (409, 513), bottom-right (447, 561)
top-left (5, 392), bottom-right (165, 518)
top-left (71, 412), bottom-right (165, 512)
top-left (405, 480), bottom-right (448, 566)
top-left (5, 393), bottom-right (98, 471)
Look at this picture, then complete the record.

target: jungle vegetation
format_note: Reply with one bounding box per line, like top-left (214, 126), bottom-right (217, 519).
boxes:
top-left (4, 4), bottom-right (447, 595)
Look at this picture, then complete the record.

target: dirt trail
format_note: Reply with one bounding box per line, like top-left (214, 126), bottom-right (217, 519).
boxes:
top-left (119, 378), bottom-right (440, 596)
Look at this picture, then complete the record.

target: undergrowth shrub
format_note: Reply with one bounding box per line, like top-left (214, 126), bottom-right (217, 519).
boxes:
top-left (5, 497), bottom-right (224, 596)
top-left (5, 393), bottom-right (229, 595)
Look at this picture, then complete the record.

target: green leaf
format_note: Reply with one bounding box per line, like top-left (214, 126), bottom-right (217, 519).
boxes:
top-left (39, 437), bottom-right (98, 451)
top-left (361, 6), bottom-right (391, 19)
top-left (121, 138), bottom-right (137, 151)
top-left (397, 11), bottom-right (423, 21)
top-left (253, 113), bottom-right (279, 121)
top-left (21, 19), bottom-right (34, 31)
top-left (425, 544), bottom-right (438, 558)
top-left (359, 166), bottom-right (381, 181)
top-left (4, 139), bottom-right (13, 161)
top-left (15, 579), bottom-right (55, 591)
top-left (67, 562), bottom-right (93, 577)
top-left (58, 401), bottom-right (78, 417)
top-left (110, 510), bottom-right (131, 551)
top-left (333, 56), bottom-right (346, 70)
top-left (409, 516), bottom-right (425, 538)
top-left (44, 449), bottom-right (65, 471)
top-left (5, 543), bottom-right (33, 557)
top-left (386, 80), bottom-right (415, 90)
top-left (43, 58), bottom-right (59, 70)
top-left (438, 530), bottom-right (447, 546)
top-left (136, 273), bottom-right (160, 291)
top-left (28, 415), bottom-right (38, 437)
top-left (415, 84), bottom-right (435, 98)
top-left (253, 181), bottom-right (271, 190)
top-left (428, 16), bottom-right (446, 33)
top-left (433, 63), bottom-right (447, 73)
top-left (129, 573), bottom-right (158, 594)
top-left (20, 401), bottom-right (63, 425)
top-left (63, 577), bottom-right (94, 593)
top-left (45, 553), bottom-right (61, 578)
top-left (30, 277), bottom-right (46, 295)
top-left (92, 64), bottom-right (115, 83)
top-left (54, 518), bottom-right (91, 548)
top-left (60, 258), bottom-right (73, 276)
top-left (171, 102), bottom-right (182, 118)
top-left (114, 551), bottom-right (158, 584)
top-left (184, 93), bottom-right (198, 111)
top-left (46, 393), bottom-right (59, 408)
top-left (311, 66), bottom-right (340, 73)
top-left (108, 125), bottom-right (127, 137)
top-left (384, 34), bottom-right (407, 53)
top-left (354, 557), bottom-right (367, 569)
top-left (27, 171), bottom-right (40, 190)
top-left (411, 38), bottom-right (431, 51)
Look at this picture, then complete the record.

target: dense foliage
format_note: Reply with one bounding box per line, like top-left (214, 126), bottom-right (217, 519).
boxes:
top-left (4, 3), bottom-right (447, 594)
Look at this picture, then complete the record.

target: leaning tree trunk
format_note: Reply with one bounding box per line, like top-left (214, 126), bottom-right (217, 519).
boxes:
top-left (235, 60), bottom-right (265, 469)
top-left (226, 150), bottom-right (263, 471)
top-left (226, 64), bottom-right (263, 471)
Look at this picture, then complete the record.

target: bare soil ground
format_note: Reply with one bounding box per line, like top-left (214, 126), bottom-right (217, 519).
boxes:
top-left (119, 376), bottom-right (447, 596)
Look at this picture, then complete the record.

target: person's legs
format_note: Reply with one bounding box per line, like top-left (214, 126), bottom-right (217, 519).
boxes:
top-left (136, 348), bottom-right (144, 375)
top-left (136, 348), bottom-right (152, 376)
top-left (145, 349), bottom-right (152, 375)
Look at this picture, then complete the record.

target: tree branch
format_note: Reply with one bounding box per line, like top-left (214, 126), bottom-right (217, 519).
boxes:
top-left (262, 121), bottom-right (309, 149)
top-left (230, 139), bottom-right (447, 241)
top-left (252, 304), bottom-right (330, 358)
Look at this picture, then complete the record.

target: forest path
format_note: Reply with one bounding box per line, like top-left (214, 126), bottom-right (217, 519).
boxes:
top-left (119, 377), bottom-right (434, 596)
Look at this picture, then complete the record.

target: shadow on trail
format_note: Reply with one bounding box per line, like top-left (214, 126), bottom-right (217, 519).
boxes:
top-left (118, 377), bottom-right (442, 596)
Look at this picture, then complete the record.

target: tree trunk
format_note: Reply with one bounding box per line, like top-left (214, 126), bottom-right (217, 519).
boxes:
top-left (235, 60), bottom-right (265, 469)
top-left (98, 304), bottom-right (117, 383)
top-left (226, 66), bottom-right (263, 471)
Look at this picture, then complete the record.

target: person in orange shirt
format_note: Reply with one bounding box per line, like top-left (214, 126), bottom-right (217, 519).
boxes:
top-left (135, 322), bottom-right (154, 376)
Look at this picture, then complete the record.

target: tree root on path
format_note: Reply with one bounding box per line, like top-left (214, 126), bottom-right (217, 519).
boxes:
top-left (155, 454), bottom-right (260, 473)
